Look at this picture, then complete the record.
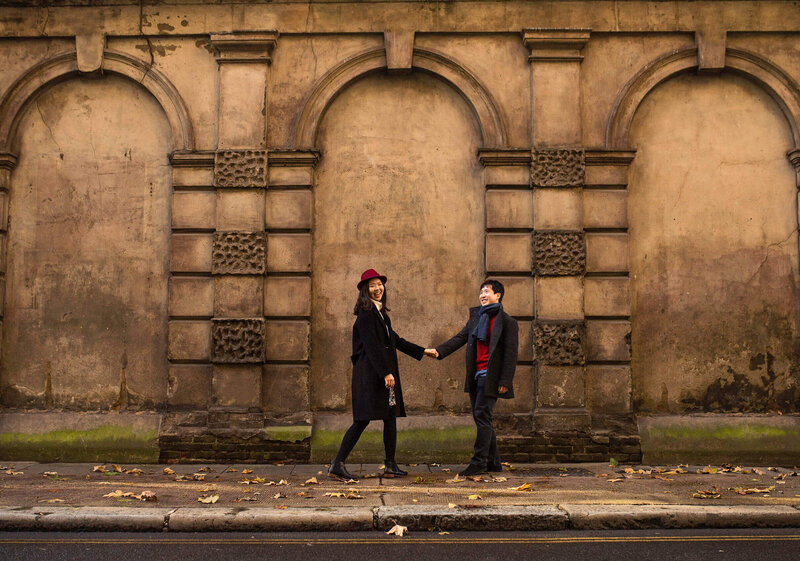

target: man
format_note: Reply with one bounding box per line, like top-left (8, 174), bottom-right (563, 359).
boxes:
top-left (425, 280), bottom-right (518, 476)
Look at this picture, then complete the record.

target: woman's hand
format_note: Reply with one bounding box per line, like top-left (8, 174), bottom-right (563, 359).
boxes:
top-left (384, 374), bottom-right (395, 388)
top-left (424, 348), bottom-right (439, 358)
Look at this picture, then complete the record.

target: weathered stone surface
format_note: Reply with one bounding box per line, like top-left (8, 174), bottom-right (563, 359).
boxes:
top-left (266, 233), bottom-right (311, 272)
top-left (214, 150), bottom-right (267, 188)
top-left (534, 188), bottom-right (582, 230)
top-left (212, 232), bottom-right (266, 275)
top-left (169, 277), bottom-right (214, 318)
top-left (214, 275), bottom-right (263, 317)
top-left (264, 276), bottom-right (311, 317)
top-left (534, 321), bottom-right (586, 366)
top-left (586, 320), bottom-right (631, 362)
top-left (262, 364), bottom-right (310, 415)
top-left (534, 232), bottom-right (585, 276)
top-left (171, 234), bottom-right (214, 273)
top-left (0, 507), bottom-right (172, 531)
top-left (211, 318), bottom-right (265, 363)
top-left (485, 190), bottom-right (533, 229)
top-left (584, 277), bottom-right (630, 317)
top-left (495, 365), bottom-right (533, 414)
top-left (585, 233), bottom-right (629, 273)
top-left (535, 276), bottom-right (583, 320)
top-left (168, 321), bottom-right (212, 361)
top-left (172, 191), bottom-right (216, 230)
top-left (167, 364), bottom-right (212, 409)
top-left (537, 365), bottom-right (585, 407)
top-left (168, 507), bottom-right (373, 532)
top-left (583, 189), bottom-right (627, 229)
top-left (265, 320), bottom-right (310, 361)
top-left (532, 149), bottom-right (585, 187)
top-left (211, 364), bottom-right (262, 408)
top-left (216, 189), bottom-right (265, 231)
top-left (586, 364), bottom-right (631, 414)
top-left (265, 189), bottom-right (313, 230)
top-left (486, 233), bottom-right (532, 273)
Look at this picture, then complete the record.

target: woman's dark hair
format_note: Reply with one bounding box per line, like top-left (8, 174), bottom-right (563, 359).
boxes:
top-left (353, 282), bottom-right (390, 315)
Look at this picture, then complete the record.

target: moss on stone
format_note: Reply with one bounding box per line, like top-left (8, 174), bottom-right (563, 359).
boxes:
top-left (263, 425), bottom-right (312, 442)
top-left (0, 425), bottom-right (159, 463)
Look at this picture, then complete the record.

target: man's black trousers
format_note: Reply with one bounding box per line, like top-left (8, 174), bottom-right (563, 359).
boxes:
top-left (468, 376), bottom-right (500, 469)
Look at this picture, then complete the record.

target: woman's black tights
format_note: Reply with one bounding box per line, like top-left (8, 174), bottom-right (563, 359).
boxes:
top-left (333, 416), bottom-right (397, 464)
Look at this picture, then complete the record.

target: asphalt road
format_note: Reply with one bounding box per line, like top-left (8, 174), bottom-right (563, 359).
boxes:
top-left (2, 529), bottom-right (799, 561)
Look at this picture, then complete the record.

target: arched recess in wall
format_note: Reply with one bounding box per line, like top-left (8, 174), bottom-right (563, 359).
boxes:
top-left (303, 51), bottom-right (489, 417)
top-left (606, 48), bottom-right (800, 415)
top-left (0, 49), bottom-right (194, 154)
top-left (0, 50), bottom-right (193, 410)
top-left (294, 47), bottom-right (507, 149)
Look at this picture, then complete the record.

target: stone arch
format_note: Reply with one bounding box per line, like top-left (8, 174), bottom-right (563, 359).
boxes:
top-left (0, 49), bottom-right (193, 154)
top-left (294, 47), bottom-right (506, 149)
top-left (605, 47), bottom-right (800, 151)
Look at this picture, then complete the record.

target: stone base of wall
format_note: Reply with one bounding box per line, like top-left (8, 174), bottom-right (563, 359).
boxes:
top-left (498, 432), bottom-right (642, 464)
top-left (158, 412), bottom-right (312, 463)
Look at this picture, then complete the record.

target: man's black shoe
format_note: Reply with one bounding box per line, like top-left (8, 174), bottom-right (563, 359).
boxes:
top-left (487, 463), bottom-right (503, 472)
top-left (458, 464), bottom-right (486, 477)
top-left (328, 461), bottom-right (358, 480)
top-left (383, 461), bottom-right (408, 477)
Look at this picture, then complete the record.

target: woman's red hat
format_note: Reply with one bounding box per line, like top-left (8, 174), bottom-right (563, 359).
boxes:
top-left (358, 268), bottom-right (387, 289)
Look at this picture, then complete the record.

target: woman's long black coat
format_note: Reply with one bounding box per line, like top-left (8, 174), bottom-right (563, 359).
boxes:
top-left (350, 306), bottom-right (424, 421)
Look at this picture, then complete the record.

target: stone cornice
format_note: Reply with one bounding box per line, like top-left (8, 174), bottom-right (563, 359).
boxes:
top-left (170, 150), bottom-right (215, 168)
top-left (522, 29), bottom-right (591, 62)
top-left (478, 149), bottom-right (532, 167)
top-left (268, 150), bottom-right (321, 167)
top-left (210, 31), bottom-right (278, 63)
top-left (585, 150), bottom-right (636, 166)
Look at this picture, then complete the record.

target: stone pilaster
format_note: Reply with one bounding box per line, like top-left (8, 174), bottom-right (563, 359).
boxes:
top-left (583, 150), bottom-right (636, 431)
top-left (0, 152), bottom-right (16, 359)
top-left (479, 149), bottom-right (535, 416)
top-left (524, 30), bottom-right (591, 431)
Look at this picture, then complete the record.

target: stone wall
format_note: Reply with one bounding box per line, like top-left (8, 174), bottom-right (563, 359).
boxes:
top-left (0, 1), bottom-right (798, 464)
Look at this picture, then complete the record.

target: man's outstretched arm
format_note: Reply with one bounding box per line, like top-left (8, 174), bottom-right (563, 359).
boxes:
top-left (433, 320), bottom-right (471, 360)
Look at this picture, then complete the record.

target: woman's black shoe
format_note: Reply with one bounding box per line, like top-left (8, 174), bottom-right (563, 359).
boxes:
top-left (328, 461), bottom-right (358, 480)
top-left (487, 462), bottom-right (503, 472)
top-left (383, 461), bottom-right (408, 477)
top-left (458, 464), bottom-right (487, 477)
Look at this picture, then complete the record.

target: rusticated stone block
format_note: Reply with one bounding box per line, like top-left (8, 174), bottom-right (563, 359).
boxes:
top-left (212, 231), bottom-right (266, 275)
top-left (212, 365), bottom-right (262, 409)
top-left (168, 321), bottom-right (212, 361)
top-left (169, 277), bottom-right (214, 317)
top-left (531, 149), bottom-right (584, 188)
top-left (215, 275), bottom-right (263, 317)
top-left (583, 189), bottom-right (627, 229)
top-left (584, 277), bottom-right (630, 317)
top-left (486, 233), bottom-right (532, 273)
top-left (267, 234), bottom-right (311, 272)
top-left (167, 365), bottom-right (212, 409)
top-left (535, 276), bottom-right (583, 320)
top-left (586, 320), bottom-right (631, 361)
top-left (214, 150), bottom-right (267, 188)
top-left (495, 365), bottom-right (534, 414)
top-left (534, 188), bottom-right (582, 230)
top-left (211, 318), bottom-right (265, 363)
top-left (217, 189), bottom-right (265, 230)
top-left (486, 190), bottom-right (533, 230)
top-left (534, 231), bottom-right (585, 276)
top-left (537, 365), bottom-right (585, 407)
top-left (586, 364), bottom-right (632, 414)
top-left (262, 364), bottom-right (310, 415)
top-left (172, 191), bottom-right (215, 230)
top-left (585, 233), bottom-right (629, 273)
top-left (534, 321), bottom-right (585, 366)
top-left (265, 320), bottom-right (310, 361)
top-left (266, 190), bottom-right (313, 230)
top-left (264, 276), bottom-right (311, 317)
top-left (170, 233), bottom-right (213, 273)
top-left (517, 320), bottom-right (533, 362)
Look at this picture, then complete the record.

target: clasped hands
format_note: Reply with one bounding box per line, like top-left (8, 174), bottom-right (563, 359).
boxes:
top-left (423, 348), bottom-right (439, 358)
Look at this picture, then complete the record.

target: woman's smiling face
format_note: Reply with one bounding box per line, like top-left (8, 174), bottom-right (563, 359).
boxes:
top-left (368, 278), bottom-right (384, 301)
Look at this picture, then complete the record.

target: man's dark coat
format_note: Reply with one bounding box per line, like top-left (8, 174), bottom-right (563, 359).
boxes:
top-left (435, 306), bottom-right (519, 399)
top-left (350, 307), bottom-right (424, 421)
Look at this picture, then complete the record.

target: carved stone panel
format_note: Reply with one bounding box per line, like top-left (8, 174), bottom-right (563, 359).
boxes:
top-left (212, 318), bottom-right (265, 363)
top-left (214, 150), bottom-right (268, 188)
top-left (534, 321), bottom-right (586, 366)
top-left (531, 149), bottom-right (585, 187)
top-left (212, 231), bottom-right (266, 275)
top-left (534, 231), bottom-right (585, 276)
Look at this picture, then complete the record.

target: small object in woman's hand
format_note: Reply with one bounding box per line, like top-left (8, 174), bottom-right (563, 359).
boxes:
top-left (389, 387), bottom-right (397, 406)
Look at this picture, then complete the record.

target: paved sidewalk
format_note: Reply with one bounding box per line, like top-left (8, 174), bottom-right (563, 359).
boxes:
top-left (1, 461), bottom-right (798, 531)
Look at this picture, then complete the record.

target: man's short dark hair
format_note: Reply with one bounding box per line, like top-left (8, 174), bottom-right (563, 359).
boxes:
top-left (480, 279), bottom-right (505, 302)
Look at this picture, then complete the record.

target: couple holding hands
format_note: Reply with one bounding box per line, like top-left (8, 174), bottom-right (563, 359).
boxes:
top-left (328, 268), bottom-right (519, 480)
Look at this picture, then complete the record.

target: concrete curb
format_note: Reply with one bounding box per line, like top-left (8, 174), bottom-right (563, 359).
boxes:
top-left (375, 505), bottom-right (567, 531)
top-left (0, 505), bottom-right (799, 532)
top-left (560, 504), bottom-right (800, 530)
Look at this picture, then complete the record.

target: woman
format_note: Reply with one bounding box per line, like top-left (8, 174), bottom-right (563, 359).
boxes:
top-left (327, 269), bottom-right (426, 480)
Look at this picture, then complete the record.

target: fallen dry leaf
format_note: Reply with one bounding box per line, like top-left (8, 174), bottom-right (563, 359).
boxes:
top-left (124, 468), bottom-right (144, 475)
top-left (42, 471), bottom-right (58, 478)
top-left (92, 465), bottom-right (107, 473)
top-left (732, 486), bottom-right (775, 495)
top-left (242, 468), bottom-right (254, 474)
top-left (448, 503), bottom-right (457, 509)
top-left (234, 496), bottom-right (258, 502)
top-left (441, 468), bottom-right (452, 472)
top-left (446, 476), bottom-right (465, 483)
top-left (492, 476), bottom-right (508, 482)
top-left (240, 477), bottom-right (267, 485)
top-left (273, 492), bottom-right (286, 499)
top-left (607, 478), bottom-right (625, 483)
top-left (693, 486), bottom-right (721, 499)
top-left (39, 498), bottom-right (65, 503)
top-left (325, 492), bottom-right (347, 498)
top-left (163, 467), bottom-right (175, 475)
top-left (197, 494), bottom-right (219, 504)
top-left (274, 505), bottom-right (288, 509)
top-left (111, 465), bottom-right (123, 473)
top-left (509, 483), bottom-right (532, 491)
top-left (226, 468), bottom-right (239, 473)
top-left (654, 475), bottom-right (673, 481)
top-left (386, 524), bottom-right (408, 537)
top-left (468, 494), bottom-right (482, 500)
top-left (753, 468), bottom-right (765, 476)
top-left (198, 467), bottom-right (213, 472)
top-left (304, 477), bottom-right (319, 485)
top-left (698, 466), bottom-right (718, 475)
top-left (139, 491), bottom-right (157, 501)
top-left (439, 531), bottom-right (450, 535)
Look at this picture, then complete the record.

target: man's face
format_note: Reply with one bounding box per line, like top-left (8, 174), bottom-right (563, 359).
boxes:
top-left (368, 278), bottom-right (384, 301)
top-left (479, 284), bottom-right (501, 306)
